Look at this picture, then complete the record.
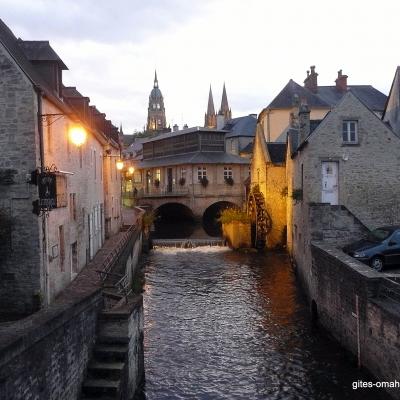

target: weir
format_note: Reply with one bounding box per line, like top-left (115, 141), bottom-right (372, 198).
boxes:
top-left (152, 238), bottom-right (226, 248)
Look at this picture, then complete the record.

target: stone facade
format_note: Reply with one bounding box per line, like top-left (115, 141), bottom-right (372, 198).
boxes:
top-left (250, 126), bottom-right (286, 248)
top-left (311, 242), bottom-right (400, 400)
top-left (288, 92), bottom-right (400, 289)
top-left (0, 43), bottom-right (43, 315)
top-left (0, 23), bottom-right (122, 315)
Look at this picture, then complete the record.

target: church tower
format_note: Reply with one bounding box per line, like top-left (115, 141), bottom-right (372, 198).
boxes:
top-left (204, 85), bottom-right (217, 128)
top-left (218, 83), bottom-right (232, 122)
top-left (147, 70), bottom-right (167, 132)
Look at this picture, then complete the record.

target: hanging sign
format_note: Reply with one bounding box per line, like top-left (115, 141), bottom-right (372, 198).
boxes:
top-left (38, 172), bottom-right (57, 210)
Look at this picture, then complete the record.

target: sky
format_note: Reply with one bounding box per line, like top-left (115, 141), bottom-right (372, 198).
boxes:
top-left (1, 0), bottom-right (400, 133)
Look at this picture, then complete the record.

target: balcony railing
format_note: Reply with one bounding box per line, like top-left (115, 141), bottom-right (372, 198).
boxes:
top-left (133, 183), bottom-right (244, 199)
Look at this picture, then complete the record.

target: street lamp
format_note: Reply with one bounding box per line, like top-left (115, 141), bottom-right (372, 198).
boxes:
top-left (68, 125), bottom-right (87, 146)
top-left (128, 166), bottom-right (135, 175)
top-left (116, 160), bottom-right (124, 170)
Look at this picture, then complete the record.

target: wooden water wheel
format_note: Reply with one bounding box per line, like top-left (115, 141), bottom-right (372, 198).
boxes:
top-left (247, 185), bottom-right (271, 249)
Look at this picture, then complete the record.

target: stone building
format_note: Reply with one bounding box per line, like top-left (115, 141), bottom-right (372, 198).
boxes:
top-left (134, 126), bottom-right (249, 222)
top-left (0, 20), bottom-right (122, 316)
top-left (249, 125), bottom-right (286, 248)
top-left (223, 114), bottom-right (257, 157)
top-left (287, 91), bottom-right (400, 292)
top-left (146, 70), bottom-right (169, 133)
top-left (259, 66), bottom-right (387, 142)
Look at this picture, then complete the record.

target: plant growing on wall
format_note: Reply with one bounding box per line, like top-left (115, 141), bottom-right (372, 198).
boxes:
top-left (154, 179), bottom-right (160, 187)
top-left (292, 188), bottom-right (303, 202)
top-left (179, 177), bottom-right (186, 186)
top-left (224, 177), bottom-right (234, 186)
top-left (218, 208), bottom-right (250, 224)
top-left (200, 176), bottom-right (209, 187)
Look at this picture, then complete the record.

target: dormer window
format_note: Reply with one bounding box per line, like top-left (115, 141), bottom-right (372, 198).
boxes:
top-left (342, 120), bottom-right (358, 144)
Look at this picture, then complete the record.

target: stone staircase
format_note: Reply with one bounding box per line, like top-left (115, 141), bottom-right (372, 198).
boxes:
top-left (80, 313), bottom-right (130, 400)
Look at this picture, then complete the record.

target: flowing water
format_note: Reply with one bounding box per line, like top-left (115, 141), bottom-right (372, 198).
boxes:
top-left (139, 247), bottom-right (386, 400)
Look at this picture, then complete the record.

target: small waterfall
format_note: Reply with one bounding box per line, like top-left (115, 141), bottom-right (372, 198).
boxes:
top-left (152, 238), bottom-right (226, 248)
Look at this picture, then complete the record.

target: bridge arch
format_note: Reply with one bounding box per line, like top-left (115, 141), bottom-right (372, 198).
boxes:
top-left (202, 201), bottom-right (239, 237)
top-left (154, 202), bottom-right (195, 238)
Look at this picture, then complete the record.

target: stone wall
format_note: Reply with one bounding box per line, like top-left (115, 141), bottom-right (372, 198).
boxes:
top-left (311, 242), bottom-right (400, 399)
top-left (293, 203), bottom-right (369, 299)
top-left (222, 222), bottom-right (251, 249)
top-left (0, 42), bottom-right (43, 316)
top-left (0, 288), bottom-right (103, 400)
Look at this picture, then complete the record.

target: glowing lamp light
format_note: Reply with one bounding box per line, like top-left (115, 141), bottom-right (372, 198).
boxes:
top-left (116, 160), bottom-right (124, 171)
top-left (69, 125), bottom-right (87, 146)
top-left (128, 166), bottom-right (135, 175)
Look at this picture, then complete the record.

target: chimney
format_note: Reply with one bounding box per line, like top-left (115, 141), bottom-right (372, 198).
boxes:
top-left (298, 100), bottom-right (310, 143)
top-left (183, 123), bottom-right (188, 129)
top-left (335, 69), bottom-right (348, 93)
top-left (173, 124), bottom-right (179, 132)
top-left (304, 65), bottom-right (318, 93)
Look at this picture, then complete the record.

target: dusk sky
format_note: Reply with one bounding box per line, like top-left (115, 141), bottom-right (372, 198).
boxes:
top-left (2, 0), bottom-right (399, 133)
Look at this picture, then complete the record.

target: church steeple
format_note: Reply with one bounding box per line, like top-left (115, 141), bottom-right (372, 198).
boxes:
top-left (147, 70), bottom-right (168, 133)
top-left (154, 70), bottom-right (158, 88)
top-left (204, 85), bottom-right (217, 128)
top-left (218, 82), bottom-right (231, 121)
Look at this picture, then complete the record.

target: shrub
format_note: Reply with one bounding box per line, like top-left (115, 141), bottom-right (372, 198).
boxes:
top-left (218, 208), bottom-right (250, 224)
top-left (154, 178), bottom-right (160, 187)
top-left (142, 210), bottom-right (156, 229)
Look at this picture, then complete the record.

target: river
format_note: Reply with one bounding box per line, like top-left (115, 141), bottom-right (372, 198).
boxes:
top-left (138, 246), bottom-right (386, 400)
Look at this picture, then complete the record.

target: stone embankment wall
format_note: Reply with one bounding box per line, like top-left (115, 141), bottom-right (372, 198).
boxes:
top-left (311, 243), bottom-right (400, 400)
top-left (222, 222), bottom-right (251, 249)
top-left (0, 218), bottom-right (145, 400)
top-left (0, 288), bottom-right (103, 400)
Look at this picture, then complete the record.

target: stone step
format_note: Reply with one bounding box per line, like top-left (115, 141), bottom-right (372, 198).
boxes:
top-left (97, 335), bottom-right (130, 345)
top-left (87, 361), bottom-right (125, 380)
top-left (94, 344), bottom-right (128, 362)
top-left (82, 379), bottom-right (120, 396)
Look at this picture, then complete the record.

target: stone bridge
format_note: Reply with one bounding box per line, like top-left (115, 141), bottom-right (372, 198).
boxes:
top-left (136, 183), bottom-right (245, 221)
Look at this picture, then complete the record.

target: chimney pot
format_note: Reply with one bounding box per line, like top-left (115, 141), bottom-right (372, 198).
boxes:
top-left (304, 65), bottom-right (318, 93)
top-left (335, 69), bottom-right (348, 93)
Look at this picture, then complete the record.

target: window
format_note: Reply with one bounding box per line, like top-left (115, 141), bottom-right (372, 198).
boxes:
top-left (342, 120), bottom-right (358, 143)
top-left (198, 167), bottom-right (207, 181)
top-left (94, 149), bottom-right (97, 179)
top-left (155, 169), bottom-right (161, 181)
top-left (181, 168), bottom-right (186, 179)
top-left (157, 103), bottom-right (160, 109)
top-left (223, 167), bottom-right (233, 179)
top-left (69, 193), bottom-right (76, 220)
top-left (153, 103), bottom-right (156, 109)
top-left (134, 170), bottom-right (142, 183)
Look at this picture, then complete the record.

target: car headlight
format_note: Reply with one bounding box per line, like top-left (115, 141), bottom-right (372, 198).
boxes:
top-left (353, 252), bottom-right (366, 258)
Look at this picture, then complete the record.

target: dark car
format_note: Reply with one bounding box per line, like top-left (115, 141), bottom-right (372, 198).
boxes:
top-left (343, 226), bottom-right (400, 271)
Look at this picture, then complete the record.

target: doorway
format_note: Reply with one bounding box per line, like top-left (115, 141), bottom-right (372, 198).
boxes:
top-left (321, 161), bottom-right (338, 205)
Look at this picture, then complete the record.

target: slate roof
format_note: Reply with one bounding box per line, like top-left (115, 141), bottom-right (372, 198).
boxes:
top-left (223, 114), bottom-right (257, 138)
top-left (267, 79), bottom-right (387, 112)
top-left (383, 67), bottom-right (400, 137)
top-left (275, 119), bottom-right (322, 143)
top-left (0, 19), bottom-right (71, 113)
top-left (63, 86), bottom-right (89, 99)
top-left (17, 40), bottom-right (68, 69)
top-left (138, 151), bottom-right (250, 168)
top-left (266, 143), bottom-right (286, 164)
top-left (240, 142), bottom-right (253, 154)
top-left (268, 79), bottom-right (330, 109)
top-left (142, 126), bottom-right (227, 143)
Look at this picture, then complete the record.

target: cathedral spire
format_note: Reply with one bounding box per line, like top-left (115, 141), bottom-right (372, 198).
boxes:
top-left (219, 82), bottom-right (229, 114)
top-left (207, 85), bottom-right (215, 115)
top-left (154, 70), bottom-right (158, 88)
top-left (204, 85), bottom-right (217, 128)
top-left (218, 82), bottom-right (232, 123)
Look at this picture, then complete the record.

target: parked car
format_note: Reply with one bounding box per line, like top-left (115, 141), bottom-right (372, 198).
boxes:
top-left (343, 226), bottom-right (400, 271)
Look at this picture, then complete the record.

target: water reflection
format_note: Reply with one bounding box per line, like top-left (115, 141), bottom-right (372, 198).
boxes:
top-left (139, 248), bottom-right (386, 400)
